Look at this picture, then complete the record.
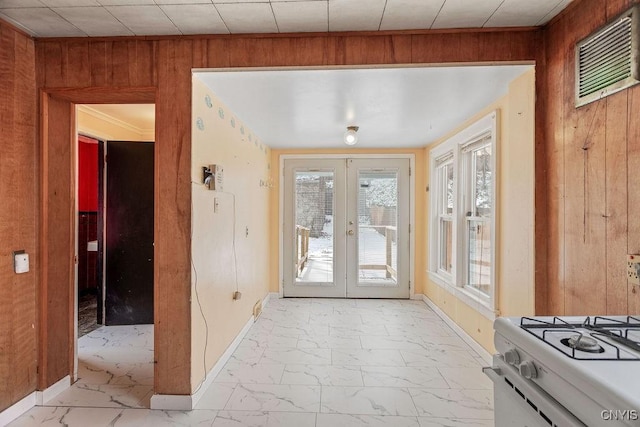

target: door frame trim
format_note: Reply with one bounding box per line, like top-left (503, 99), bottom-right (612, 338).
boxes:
top-left (39, 87), bottom-right (156, 391)
top-left (279, 154), bottom-right (415, 299)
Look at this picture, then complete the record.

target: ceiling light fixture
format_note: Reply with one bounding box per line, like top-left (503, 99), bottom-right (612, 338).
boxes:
top-left (344, 126), bottom-right (359, 146)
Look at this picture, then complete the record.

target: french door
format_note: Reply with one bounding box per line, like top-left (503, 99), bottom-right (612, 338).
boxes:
top-left (283, 158), bottom-right (410, 298)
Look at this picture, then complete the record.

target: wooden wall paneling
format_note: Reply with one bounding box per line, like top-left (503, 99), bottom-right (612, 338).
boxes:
top-left (42, 42), bottom-right (64, 88)
top-left (205, 39), bottom-right (231, 68)
top-left (543, 18), bottom-right (567, 315)
top-left (628, 84), bottom-right (640, 312)
top-left (192, 39), bottom-right (208, 69)
top-left (605, 92), bottom-right (629, 314)
top-left (343, 35), bottom-right (411, 65)
top-left (270, 37), bottom-right (329, 66)
top-left (89, 41), bottom-right (110, 87)
top-left (45, 86), bottom-right (155, 104)
top-left (133, 40), bottom-right (157, 87)
top-left (411, 33), bottom-right (473, 63)
top-left (534, 32), bottom-right (549, 315)
top-left (411, 31), bottom-right (537, 65)
top-left (564, 101), bottom-right (607, 315)
top-left (477, 31), bottom-right (534, 62)
top-left (558, 1), bottom-right (607, 316)
top-left (64, 41), bottom-right (90, 87)
top-left (0, 23), bottom-right (38, 412)
top-left (606, 0), bottom-right (634, 19)
top-left (229, 38), bottom-right (274, 67)
top-left (12, 29), bottom-right (38, 401)
top-left (326, 36), bottom-right (346, 65)
top-left (110, 41), bottom-right (130, 87)
top-left (40, 94), bottom-right (74, 387)
top-left (155, 39), bottom-right (192, 395)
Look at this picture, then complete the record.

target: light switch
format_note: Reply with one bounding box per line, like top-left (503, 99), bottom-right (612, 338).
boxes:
top-left (14, 251), bottom-right (29, 274)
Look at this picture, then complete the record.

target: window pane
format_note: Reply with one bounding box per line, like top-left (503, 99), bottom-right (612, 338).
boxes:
top-left (294, 171), bottom-right (334, 284)
top-left (445, 163), bottom-right (454, 215)
top-left (467, 219), bottom-right (491, 296)
top-left (358, 172), bottom-right (398, 285)
top-left (439, 219), bottom-right (453, 273)
top-left (473, 146), bottom-right (491, 217)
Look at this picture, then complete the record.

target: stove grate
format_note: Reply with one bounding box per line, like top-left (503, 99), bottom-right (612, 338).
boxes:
top-left (519, 316), bottom-right (640, 361)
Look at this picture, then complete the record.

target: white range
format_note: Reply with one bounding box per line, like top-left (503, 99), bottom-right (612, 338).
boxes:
top-left (484, 316), bottom-right (640, 426)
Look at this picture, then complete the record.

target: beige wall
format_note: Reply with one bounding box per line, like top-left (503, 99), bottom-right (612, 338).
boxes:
top-left (269, 148), bottom-right (426, 295)
top-left (191, 77), bottom-right (271, 391)
top-left (77, 106), bottom-right (155, 141)
top-left (424, 68), bottom-right (536, 352)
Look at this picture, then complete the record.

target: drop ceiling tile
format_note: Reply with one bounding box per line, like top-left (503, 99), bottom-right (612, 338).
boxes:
top-left (215, 3), bottom-right (277, 34)
top-left (40, 0), bottom-right (98, 6)
top-left (160, 4), bottom-right (229, 35)
top-left (212, 0), bottom-right (268, 3)
top-left (105, 5), bottom-right (180, 35)
top-left (329, 0), bottom-right (386, 32)
top-left (0, 7), bottom-right (86, 36)
top-left (98, 0), bottom-right (154, 6)
top-left (431, 0), bottom-right (503, 29)
top-left (380, 0), bottom-right (444, 31)
top-left (0, 0), bottom-right (45, 7)
top-left (536, 0), bottom-right (572, 25)
top-left (155, 0), bottom-right (211, 4)
top-left (485, 0), bottom-right (567, 27)
top-left (54, 6), bottom-right (134, 36)
top-left (272, 1), bottom-right (327, 33)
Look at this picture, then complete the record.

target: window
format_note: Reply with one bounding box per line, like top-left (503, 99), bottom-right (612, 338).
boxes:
top-left (429, 112), bottom-right (497, 317)
top-left (435, 155), bottom-right (454, 277)
top-left (462, 138), bottom-right (492, 298)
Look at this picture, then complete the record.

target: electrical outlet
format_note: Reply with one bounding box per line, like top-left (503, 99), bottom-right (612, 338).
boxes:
top-left (627, 255), bottom-right (640, 285)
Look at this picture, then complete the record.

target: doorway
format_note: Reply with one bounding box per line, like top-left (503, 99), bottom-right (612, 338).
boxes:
top-left (283, 157), bottom-right (411, 298)
top-left (64, 104), bottom-right (156, 409)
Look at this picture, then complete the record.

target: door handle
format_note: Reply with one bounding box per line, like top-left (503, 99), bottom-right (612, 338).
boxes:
top-left (347, 230), bottom-right (354, 236)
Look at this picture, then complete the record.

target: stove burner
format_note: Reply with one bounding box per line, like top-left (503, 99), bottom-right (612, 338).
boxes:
top-left (561, 334), bottom-right (604, 353)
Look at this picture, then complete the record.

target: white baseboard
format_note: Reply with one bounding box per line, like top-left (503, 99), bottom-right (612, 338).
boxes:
top-left (0, 392), bottom-right (36, 427)
top-left (36, 376), bottom-right (70, 406)
top-left (266, 292), bottom-right (279, 306)
top-left (151, 292), bottom-right (271, 410)
top-left (420, 294), bottom-right (493, 364)
top-left (410, 294), bottom-right (423, 300)
top-left (1, 376), bottom-right (71, 426)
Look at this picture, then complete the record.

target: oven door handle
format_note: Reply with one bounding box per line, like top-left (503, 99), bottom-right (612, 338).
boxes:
top-left (483, 366), bottom-right (502, 382)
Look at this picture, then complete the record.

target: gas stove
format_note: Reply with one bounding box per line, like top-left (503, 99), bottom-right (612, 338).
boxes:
top-left (485, 316), bottom-right (640, 427)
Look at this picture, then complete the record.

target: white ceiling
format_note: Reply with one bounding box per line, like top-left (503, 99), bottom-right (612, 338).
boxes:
top-left (195, 65), bottom-right (532, 149)
top-left (0, 0), bottom-right (572, 38)
top-left (82, 103), bottom-right (155, 130)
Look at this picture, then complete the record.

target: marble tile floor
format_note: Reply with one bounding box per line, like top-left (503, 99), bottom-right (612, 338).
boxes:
top-left (9, 298), bottom-right (494, 427)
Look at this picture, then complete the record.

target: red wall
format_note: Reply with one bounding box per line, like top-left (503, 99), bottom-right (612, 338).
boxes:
top-left (78, 136), bottom-right (99, 211)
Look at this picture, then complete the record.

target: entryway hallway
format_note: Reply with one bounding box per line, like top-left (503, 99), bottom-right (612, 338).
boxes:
top-left (9, 298), bottom-right (493, 426)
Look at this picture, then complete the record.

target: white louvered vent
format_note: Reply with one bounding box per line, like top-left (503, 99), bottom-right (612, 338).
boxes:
top-left (576, 5), bottom-right (639, 107)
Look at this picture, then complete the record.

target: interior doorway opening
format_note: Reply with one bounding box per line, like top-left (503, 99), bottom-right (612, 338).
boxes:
top-left (64, 103), bottom-right (157, 408)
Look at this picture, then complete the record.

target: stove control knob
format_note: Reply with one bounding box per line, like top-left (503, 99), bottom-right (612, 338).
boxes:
top-left (504, 349), bottom-right (520, 366)
top-left (519, 361), bottom-right (538, 379)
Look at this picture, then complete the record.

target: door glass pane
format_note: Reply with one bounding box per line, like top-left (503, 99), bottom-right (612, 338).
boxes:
top-left (467, 220), bottom-right (491, 296)
top-left (295, 171), bottom-right (334, 284)
top-left (357, 171), bottom-right (398, 286)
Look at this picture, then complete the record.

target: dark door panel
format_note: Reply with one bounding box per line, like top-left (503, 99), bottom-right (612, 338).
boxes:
top-left (105, 141), bottom-right (154, 325)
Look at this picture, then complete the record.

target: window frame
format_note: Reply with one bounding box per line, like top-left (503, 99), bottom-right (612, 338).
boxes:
top-left (428, 111), bottom-right (498, 319)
